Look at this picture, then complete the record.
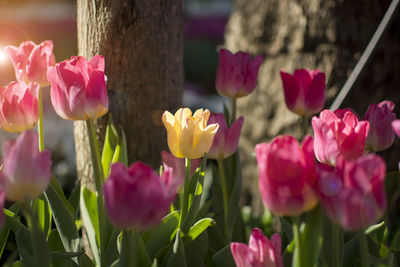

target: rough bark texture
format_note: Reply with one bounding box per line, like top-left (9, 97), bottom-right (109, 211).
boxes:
top-left (75, 0), bottom-right (183, 190)
top-left (224, 0), bottom-right (400, 213)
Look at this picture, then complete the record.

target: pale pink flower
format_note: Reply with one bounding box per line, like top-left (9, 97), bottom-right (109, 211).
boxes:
top-left (5, 40), bottom-right (55, 86)
top-left (231, 228), bottom-right (283, 267)
top-left (47, 55), bottom-right (108, 120)
top-left (161, 150), bottom-right (201, 186)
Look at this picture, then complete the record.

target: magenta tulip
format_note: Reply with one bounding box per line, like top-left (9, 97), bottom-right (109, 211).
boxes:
top-left (47, 55), bottom-right (108, 120)
top-left (230, 228), bottom-right (283, 267)
top-left (103, 162), bottom-right (178, 229)
top-left (312, 109), bottom-right (369, 165)
top-left (280, 68), bottom-right (325, 116)
top-left (392, 120), bottom-right (400, 138)
top-left (0, 81), bottom-right (39, 133)
top-left (206, 113), bottom-right (244, 159)
top-left (215, 49), bottom-right (263, 98)
top-left (1, 130), bottom-right (51, 202)
top-left (5, 40), bottom-right (55, 86)
top-left (317, 155), bottom-right (386, 231)
top-left (161, 151), bottom-right (200, 184)
top-left (256, 135), bottom-right (318, 216)
top-left (364, 101), bottom-right (396, 152)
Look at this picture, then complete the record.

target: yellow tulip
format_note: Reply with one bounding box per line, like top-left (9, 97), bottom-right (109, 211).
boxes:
top-left (162, 108), bottom-right (219, 159)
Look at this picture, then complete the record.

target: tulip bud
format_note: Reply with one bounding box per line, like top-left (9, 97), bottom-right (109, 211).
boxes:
top-left (161, 151), bottom-right (201, 185)
top-left (0, 81), bottom-right (39, 133)
top-left (216, 49), bottom-right (263, 98)
top-left (1, 130), bottom-right (51, 202)
top-left (317, 155), bottom-right (386, 231)
top-left (103, 162), bottom-right (178, 229)
top-left (364, 101), bottom-right (396, 152)
top-left (280, 68), bottom-right (325, 116)
top-left (312, 109), bottom-right (369, 165)
top-left (5, 40), bottom-right (55, 87)
top-left (207, 113), bottom-right (244, 159)
top-left (230, 228), bottom-right (283, 267)
top-left (162, 108), bottom-right (219, 159)
top-left (256, 135), bottom-right (318, 216)
top-left (47, 55), bottom-right (108, 120)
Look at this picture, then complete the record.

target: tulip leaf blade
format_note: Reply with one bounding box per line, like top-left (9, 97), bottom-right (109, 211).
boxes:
top-left (111, 128), bottom-right (128, 167)
top-left (142, 211), bottom-right (180, 258)
top-left (212, 244), bottom-right (235, 267)
top-left (101, 116), bottom-right (119, 177)
top-left (119, 230), bottom-right (152, 267)
top-left (0, 224), bottom-right (10, 261)
top-left (226, 152), bottom-right (242, 239)
top-left (80, 186), bottom-right (100, 266)
top-left (187, 218), bottom-right (215, 241)
top-left (32, 197), bottom-right (52, 238)
top-left (44, 176), bottom-right (79, 258)
top-left (184, 230), bottom-right (208, 267)
top-left (166, 230), bottom-right (187, 267)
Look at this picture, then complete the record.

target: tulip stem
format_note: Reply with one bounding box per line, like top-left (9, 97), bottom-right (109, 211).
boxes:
top-left (359, 232), bottom-right (369, 267)
top-left (301, 115), bottom-right (308, 138)
top-left (179, 157), bottom-right (191, 228)
top-left (231, 98), bottom-right (237, 125)
top-left (217, 158), bottom-right (229, 239)
top-left (38, 88), bottom-right (44, 152)
top-left (292, 216), bottom-right (303, 267)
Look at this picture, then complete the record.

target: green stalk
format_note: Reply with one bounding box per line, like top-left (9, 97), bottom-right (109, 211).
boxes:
top-left (86, 119), bottom-right (106, 266)
top-left (359, 232), bottom-right (369, 267)
top-left (231, 98), bottom-right (237, 125)
top-left (38, 87), bottom-right (44, 152)
top-left (331, 223), bottom-right (342, 267)
top-left (292, 216), bottom-right (302, 267)
top-left (179, 158), bottom-right (191, 228)
top-left (217, 158), bottom-right (229, 239)
top-left (301, 115), bottom-right (308, 138)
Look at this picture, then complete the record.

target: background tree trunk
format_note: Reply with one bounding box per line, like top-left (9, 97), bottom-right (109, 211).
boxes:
top-left (224, 0), bottom-right (400, 213)
top-left (75, 0), bottom-right (183, 190)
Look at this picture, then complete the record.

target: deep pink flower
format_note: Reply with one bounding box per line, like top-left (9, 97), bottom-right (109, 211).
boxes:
top-left (47, 55), bottom-right (108, 120)
top-left (317, 155), bottom-right (386, 231)
top-left (364, 101), bottom-right (396, 152)
top-left (1, 130), bottom-right (51, 202)
top-left (392, 119), bottom-right (400, 138)
top-left (215, 49), bottom-right (263, 98)
top-left (0, 81), bottom-right (39, 132)
top-left (280, 68), bottom-right (325, 116)
top-left (255, 135), bottom-right (318, 216)
top-left (207, 113), bottom-right (244, 159)
top-left (103, 162), bottom-right (178, 229)
top-left (312, 109), bottom-right (370, 165)
top-left (161, 150), bottom-right (201, 186)
top-left (5, 40), bottom-right (55, 86)
top-left (230, 228), bottom-right (283, 267)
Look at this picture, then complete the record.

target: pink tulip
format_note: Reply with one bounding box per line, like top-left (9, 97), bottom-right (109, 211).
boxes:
top-left (206, 113), bottom-right (244, 159)
top-left (0, 130), bottom-right (51, 202)
top-left (103, 162), bottom-right (178, 229)
top-left (230, 228), bottom-right (283, 267)
top-left (215, 49), bottom-right (263, 98)
top-left (280, 68), bottom-right (325, 116)
top-left (0, 190), bottom-right (4, 227)
top-left (364, 101), bottom-right (396, 152)
top-left (0, 81), bottom-right (39, 132)
top-left (255, 135), bottom-right (318, 216)
top-left (392, 119), bottom-right (400, 138)
top-left (161, 151), bottom-right (201, 185)
top-left (47, 55), bottom-right (108, 120)
top-left (5, 40), bottom-right (55, 86)
top-left (312, 109), bottom-right (370, 166)
top-left (317, 155), bottom-right (386, 231)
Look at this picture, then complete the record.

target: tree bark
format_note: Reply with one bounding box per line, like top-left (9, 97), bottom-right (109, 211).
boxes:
top-left (75, 0), bottom-right (183, 190)
top-left (224, 0), bottom-right (400, 213)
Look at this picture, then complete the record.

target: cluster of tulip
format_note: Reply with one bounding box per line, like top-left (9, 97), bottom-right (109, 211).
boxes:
top-left (0, 40), bottom-right (398, 267)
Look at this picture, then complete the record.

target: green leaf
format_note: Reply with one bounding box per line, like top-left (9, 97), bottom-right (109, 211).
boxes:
top-left (166, 230), bottom-right (187, 267)
top-left (300, 205), bottom-right (323, 267)
top-left (365, 221), bottom-right (385, 235)
top-left (343, 233), bottom-right (360, 267)
top-left (68, 182), bottom-right (81, 216)
top-left (143, 211), bottom-right (180, 258)
top-left (212, 244), bottom-right (235, 267)
top-left (119, 231), bottom-right (152, 267)
top-left (184, 230), bottom-right (208, 267)
top-left (80, 186), bottom-right (100, 266)
top-left (111, 128), bottom-right (128, 167)
top-left (321, 216), bottom-right (343, 267)
top-left (44, 176), bottom-right (79, 255)
top-left (78, 254), bottom-right (96, 267)
top-left (0, 224), bottom-right (10, 261)
top-left (4, 209), bottom-right (26, 234)
top-left (187, 218), bottom-right (215, 241)
top-left (32, 197), bottom-right (52, 238)
top-left (226, 152), bottom-right (242, 239)
top-left (102, 116), bottom-right (119, 177)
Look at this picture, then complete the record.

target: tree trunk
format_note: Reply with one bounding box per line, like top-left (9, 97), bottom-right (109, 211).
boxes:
top-left (75, 0), bottom-right (183, 190)
top-left (224, 0), bottom-right (400, 213)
